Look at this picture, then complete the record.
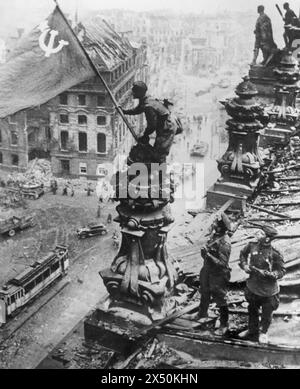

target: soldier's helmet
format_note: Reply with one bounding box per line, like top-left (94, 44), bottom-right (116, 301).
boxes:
top-left (132, 81), bottom-right (148, 97)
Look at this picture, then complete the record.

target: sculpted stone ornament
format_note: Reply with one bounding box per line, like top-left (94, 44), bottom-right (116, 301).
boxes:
top-left (217, 76), bottom-right (264, 185)
top-left (261, 51), bottom-right (300, 147)
top-left (206, 76), bottom-right (265, 209)
top-left (99, 84), bottom-right (181, 322)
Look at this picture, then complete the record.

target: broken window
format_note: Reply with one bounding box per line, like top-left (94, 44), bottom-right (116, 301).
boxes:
top-left (97, 133), bottom-right (106, 153)
top-left (46, 126), bottom-right (51, 140)
top-left (59, 93), bottom-right (68, 105)
top-left (59, 114), bottom-right (69, 124)
top-left (43, 269), bottom-right (50, 279)
top-left (78, 132), bottom-right (87, 152)
top-left (97, 94), bottom-right (105, 107)
top-left (61, 160), bottom-right (70, 174)
top-left (79, 162), bottom-right (87, 175)
top-left (11, 154), bottom-right (18, 166)
top-left (50, 261), bottom-right (60, 273)
top-left (25, 282), bottom-right (35, 294)
top-left (78, 94), bottom-right (86, 106)
top-left (78, 115), bottom-right (87, 125)
top-left (11, 132), bottom-right (18, 145)
top-left (60, 130), bottom-right (68, 150)
top-left (97, 116), bottom-right (106, 126)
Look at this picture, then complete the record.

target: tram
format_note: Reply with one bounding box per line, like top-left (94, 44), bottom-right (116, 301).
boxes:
top-left (0, 245), bottom-right (69, 325)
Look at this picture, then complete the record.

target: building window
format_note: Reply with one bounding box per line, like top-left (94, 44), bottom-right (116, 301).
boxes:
top-left (78, 94), bottom-right (86, 106)
top-left (11, 132), bottom-right (18, 145)
top-left (27, 131), bottom-right (36, 144)
top-left (61, 160), bottom-right (70, 174)
top-left (97, 133), bottom-right (106, 153)
top-left (0, 152), bottom-right (2, 164)
top-left (60, 130), bottom-right (68, 150)
top-left (78, 132), bottom-right (87, 152)
top-left (97, 116), bottom-right (106, 126)
top-left (46, 127), bottom-right (51, 141)
top-left (79, 162), bottom-right (87, 175)
top-left (59, 93), bottom-right (68, 105)
top-left (78, 115), bottom-right (87, 125)
top-left (97, 94), bottom-right (105, 107)
top-left (11, 154), bottom-right (18, 166)
top-left (59, 114), bottom-right (69, 124)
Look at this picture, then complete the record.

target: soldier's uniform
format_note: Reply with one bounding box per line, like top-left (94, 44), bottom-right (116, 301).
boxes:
top-left (239, 226), bottom-right (285, 341)
top-left (199, 213), bottom-right (232, 332)
top-left (122, 82), bottom-right (177, 163)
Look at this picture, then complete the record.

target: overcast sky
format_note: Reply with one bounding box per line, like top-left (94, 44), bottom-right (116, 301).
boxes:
top-left (3, 0), bottom-right (300, 16)
top-left (0, 0), bottom-right (298, 41)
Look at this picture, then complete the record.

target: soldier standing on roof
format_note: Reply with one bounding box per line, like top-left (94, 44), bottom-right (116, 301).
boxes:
top-left (119, 81), bottom-right (181, 163)
top-left (238, 225), bottom-right (286, 344)
top-left (198, 213), bottom-right (232, 336)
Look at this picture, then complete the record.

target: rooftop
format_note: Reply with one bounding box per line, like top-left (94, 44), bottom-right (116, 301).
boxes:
top-left (76, 16), bottom-right (134, 71)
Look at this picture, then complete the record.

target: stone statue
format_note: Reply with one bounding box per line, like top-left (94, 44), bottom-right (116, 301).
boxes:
top-left (283, 2), bottom-right (298, 48)
top-left (252, 5), bottom-right (278, 66)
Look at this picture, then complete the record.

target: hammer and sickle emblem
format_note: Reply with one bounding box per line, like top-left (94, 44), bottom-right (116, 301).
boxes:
top-left (38, 21), bottom-right (69, 57)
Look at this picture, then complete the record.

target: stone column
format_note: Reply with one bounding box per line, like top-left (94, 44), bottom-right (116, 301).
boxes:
top-left (206, 76), bottom-right (265, 209)
top-left (261, 51), bottom-right (300, 147)
top-left (99, 143), bottom-right (179, 323)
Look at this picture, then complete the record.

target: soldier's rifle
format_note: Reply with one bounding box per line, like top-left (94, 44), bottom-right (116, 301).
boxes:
top-left (201, 237), bottom-right (231, 270)
top-left (276, 4), bottom-right (285, 21)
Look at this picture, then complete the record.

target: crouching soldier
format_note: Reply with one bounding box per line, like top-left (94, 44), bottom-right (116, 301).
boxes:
top-left (238, 225), bottom-right (286, 344)
top-left (198, 212), bottom-right (232, 335)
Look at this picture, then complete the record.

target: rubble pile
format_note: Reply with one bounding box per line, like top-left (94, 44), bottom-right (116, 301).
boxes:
top-left (6, 158), bottom-right (53, 188)
top-left (289, 136), bottom-right (300, 161)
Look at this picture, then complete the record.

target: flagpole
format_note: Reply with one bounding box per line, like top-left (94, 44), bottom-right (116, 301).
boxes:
top-left (53, 0), bottom-right (138, 142)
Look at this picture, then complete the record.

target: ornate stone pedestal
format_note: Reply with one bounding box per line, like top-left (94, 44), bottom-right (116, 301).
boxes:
top-left (84, 143), bottom-right (180, 346)
top-left (249, 64), bottom-right (278, 98)
top-left (260, 51), bottom-right (300, 148)
top-left (206, 76), bottom-right (264, 209)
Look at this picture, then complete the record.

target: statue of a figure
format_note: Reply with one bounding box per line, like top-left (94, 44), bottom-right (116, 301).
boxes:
top-left (283, 2), bottom-right (298, 47)
top-left (252, 5), bottom-right (278, 66)
top-left (120, 81), bottom-right (182, 163)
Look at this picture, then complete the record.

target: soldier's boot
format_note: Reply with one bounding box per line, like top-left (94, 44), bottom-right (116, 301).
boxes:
top-left (215, 306), bottom-right (229, 336)
top-left (251, 48), bottom-right (259, 65)
top-left (259, 332), bottom-right (269, 344)
top-left (238, 330), bottom-right (259, 341)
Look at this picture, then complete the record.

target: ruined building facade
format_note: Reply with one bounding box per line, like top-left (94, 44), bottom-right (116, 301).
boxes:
top-left (0, 17), bottom-right (148, 179)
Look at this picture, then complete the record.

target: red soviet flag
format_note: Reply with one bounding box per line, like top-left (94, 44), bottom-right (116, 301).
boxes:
top-left (0, 6), bottom-right (95, 118)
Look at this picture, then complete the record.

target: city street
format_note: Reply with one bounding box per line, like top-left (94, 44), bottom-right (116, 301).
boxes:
top-left (0, 189), bottom-right (118, 368)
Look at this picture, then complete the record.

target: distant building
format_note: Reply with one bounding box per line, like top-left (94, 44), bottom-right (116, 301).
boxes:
top-left (0, 17), bottom-right (148, 179)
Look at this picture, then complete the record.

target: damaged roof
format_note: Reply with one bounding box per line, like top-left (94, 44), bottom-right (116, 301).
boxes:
top-left (76, 16), bottom-right (134, 71)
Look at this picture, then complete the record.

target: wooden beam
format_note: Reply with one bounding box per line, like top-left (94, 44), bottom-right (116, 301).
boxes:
top-left (249, 204), bottom-right (289, 218)
top-left (258, 202), bottom-right (300, 207)
top-left (135, 302), bottom-right (199, 338)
